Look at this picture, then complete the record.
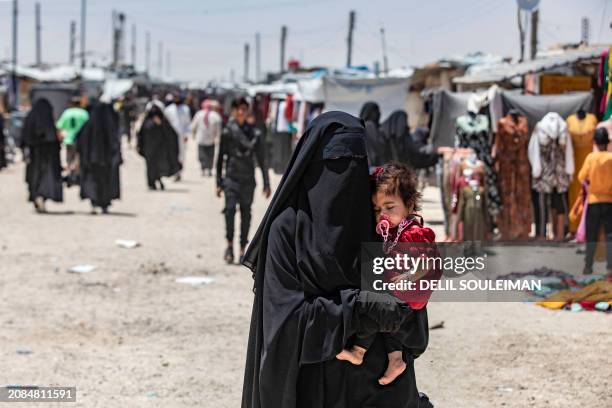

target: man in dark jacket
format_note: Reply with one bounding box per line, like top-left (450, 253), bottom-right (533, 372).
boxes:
top-left (216, 97), bottom-right (271, 264)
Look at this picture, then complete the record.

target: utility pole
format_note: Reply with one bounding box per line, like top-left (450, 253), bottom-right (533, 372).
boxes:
top-left (244, 43), bottom-right (250, 83)
top-left (280, 25), bottom-right (287, 73)
top-left (131, 24), bottom-right (136, 67)
top-left (145, 31), bottom-right (151, 75)
top-left (112, 10), bottom-right (118, 69)
top-left (380, 27), bottom-right (389, 74)
top-left (80, 0), bottom-right (87, 69)
top-left (158, 41), bottom-right (163, 78)
top-left (346, 10), bottom-right (355, 68)
top-left (255, 32), bottom-right (261, 82)
top-left (517, 5), bottom-right (525, 62)
top-left (69, 20), bottom-right (76, 64)
top-left (166, 50), bottom-right (170, 77)
top-left (11, 0), bottom-right (18, 110)
top-left (530, 8), bottom-right (539, 60)
top-left (230, 68), bottom-right (235, 83)
top-left (35, 2), bottom-right (41, 66)
top-left (581, 17), bottom-right (590, 45)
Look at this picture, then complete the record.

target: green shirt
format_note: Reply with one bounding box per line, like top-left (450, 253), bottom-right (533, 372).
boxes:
top-left (56, 107), bottom-right (89, 146)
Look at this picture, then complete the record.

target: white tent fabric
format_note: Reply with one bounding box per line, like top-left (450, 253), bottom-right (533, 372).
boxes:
top-left (322, 75), bottom-right (411, 120)
top-left (100, 79), bottom-right (134, 102)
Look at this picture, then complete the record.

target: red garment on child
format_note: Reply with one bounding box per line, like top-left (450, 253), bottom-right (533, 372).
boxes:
top-left (379, 216), bottom-right (442, 310)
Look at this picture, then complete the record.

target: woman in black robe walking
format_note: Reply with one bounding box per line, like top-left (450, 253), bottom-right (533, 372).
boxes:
top-left (381, 110), bottom-right (440, 169)
top-left (21, 98), bottom-right (63, 212)
top-left (241, 111), bottom-right (432, 408)
top-left (76, 103), bottom-right (122, 214)
top-left (137, 104), bottom-right (181, 190)
top-left (359, 101), bottom-right (387, 167)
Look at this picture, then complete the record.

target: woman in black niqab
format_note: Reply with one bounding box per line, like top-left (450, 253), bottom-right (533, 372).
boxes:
top-left (381, 110), bottom-right (439, 169)
top-left (137, 104), bottom-right (181, 190)
top-left (21, 98), bottom-right (63, 211)
top-left (241, 111), bottom-right (431, 408)
top-left (359, 101), bottom-right (387, 167)
top-left (76, 103), bottom-right (122, 213)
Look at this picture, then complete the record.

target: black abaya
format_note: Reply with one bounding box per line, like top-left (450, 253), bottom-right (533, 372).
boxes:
top-left (359, 102), bottom-right (386, 167)
top-left (21, 99), bottom-right (63, 203)
top-left (76, 103), bottom-right (122, 208)
top-left (241, 112), bottom-right (430, 408)
top-left (381, 111), bottom-right (439, 169)
top-left (137, 111), bottom-right (181, 186)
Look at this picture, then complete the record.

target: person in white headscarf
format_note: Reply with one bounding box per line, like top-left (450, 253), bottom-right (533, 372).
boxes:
top-left (191, 99), bottom-right (222, 176)
top-left (164, 93), bottom-right (191, 181)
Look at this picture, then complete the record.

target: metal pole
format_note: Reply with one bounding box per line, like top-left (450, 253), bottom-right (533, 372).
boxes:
top-left (158, 41), bottom-right (163, 77)
top-left (380, 27), bottom-right (388, 74)
top-left (70, 20), bottom-right (76, 64)
top-left (166, 50), bottom-right (170, 77)
top-left (131, 24), bottom-right (136, 67)
top-left (244, 43), bottom-right (250, 82)
top-left (145, 31), bottom-right (151, 75)
top-left (255, 32), bottom-right (261, 82)
top-left (11, 0), bottom-right (18, 109)
top-left (280, 25), bottom-right (287, 73)
top-left (35, 2), bottom-right (41, 66)
top-left (80, 0), bottom-right (87, 69)
top-left (530, 9), bottom-right (539, 60)
top-left (346, 10), bottom-right (355, 67)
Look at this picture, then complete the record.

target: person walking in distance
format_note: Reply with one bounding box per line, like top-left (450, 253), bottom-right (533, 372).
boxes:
top-left (191, 99), bottom-right (222, 177)
top-left (216, 97), bottom-right (271, 264)
top-left (578, 127), bottom-right (612, 276)
top-left (164, 93), bottom-right (191, 181)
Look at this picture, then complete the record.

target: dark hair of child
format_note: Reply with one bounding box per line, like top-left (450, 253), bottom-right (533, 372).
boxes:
top-left (371, 162), bottom-right (422, 212)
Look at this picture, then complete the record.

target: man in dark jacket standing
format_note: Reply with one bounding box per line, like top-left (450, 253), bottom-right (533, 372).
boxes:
top-left (217, 97), bottom-right (271, 264)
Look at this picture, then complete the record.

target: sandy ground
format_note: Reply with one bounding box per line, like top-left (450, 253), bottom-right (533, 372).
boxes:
top-left (0, 140), bottom-right (610, 408)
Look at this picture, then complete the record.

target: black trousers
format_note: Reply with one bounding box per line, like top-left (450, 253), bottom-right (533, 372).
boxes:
top-left (224, 180), bottom-right (255, 247)
top-left (198, 145), bottom-right (215, 171)
top-left (585, 202), bottom-right (612, 269)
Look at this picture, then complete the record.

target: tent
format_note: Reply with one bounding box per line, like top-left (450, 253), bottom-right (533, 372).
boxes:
top-left (430, 88), bottom-right (594, 147)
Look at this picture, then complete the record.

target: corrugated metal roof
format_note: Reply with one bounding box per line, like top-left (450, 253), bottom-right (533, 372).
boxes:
top-left (453, 47), bottom-right (605, 85)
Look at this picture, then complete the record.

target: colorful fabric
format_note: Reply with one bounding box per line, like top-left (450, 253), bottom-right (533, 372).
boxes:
top-left (605, 47), bottom-right (612, 120)
top-left (528, 112), bottom-right (574, 194)
top-left (455, 114), bottom-right (500, 217)
top-left (567, 113), bottom-right (598, 223)
top-left (537, 280), bottom-right (612, 310)
top-left (56, 107), bottom-right (89, 146)
top-left (495, 114), bottom-right (532, 240)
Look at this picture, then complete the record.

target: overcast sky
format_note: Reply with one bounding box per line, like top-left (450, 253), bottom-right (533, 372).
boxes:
top-left (1, 0), bottom-right (611, 81)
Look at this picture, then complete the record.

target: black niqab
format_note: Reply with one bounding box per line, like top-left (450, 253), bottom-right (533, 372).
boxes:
top-left (242, 111), bottom-right (429, 408)
top-left (21, 98), bottom-right (63, 202)
top-left (77, 103), bottom-right (122, 208)
top-left (21, 99), bottom-right (57, 147)
top-left (358, 102), bottom-right (386, 166)
top-left (381, 110), bottom-right (439, 169)
top-left (137, 106), bottom-right (182, 179)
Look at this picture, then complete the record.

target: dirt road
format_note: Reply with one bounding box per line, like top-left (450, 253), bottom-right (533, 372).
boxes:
top-left (0, 141), bottom-right (609, 407)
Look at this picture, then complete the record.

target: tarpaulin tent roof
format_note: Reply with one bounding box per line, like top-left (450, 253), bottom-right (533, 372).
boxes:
top-left (453, 47), bottom-right (605, 85)
top-left (322, 74), bottom-right (411, 120)
top-left (0, 64), bottom-right (106, 82)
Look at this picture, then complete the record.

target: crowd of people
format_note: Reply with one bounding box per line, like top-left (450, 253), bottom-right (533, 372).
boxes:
top-left (1, 92), bottom-right (273, 265)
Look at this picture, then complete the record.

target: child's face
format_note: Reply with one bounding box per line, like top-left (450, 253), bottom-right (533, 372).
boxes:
top-left (372, 191), bottom-right (412, 227)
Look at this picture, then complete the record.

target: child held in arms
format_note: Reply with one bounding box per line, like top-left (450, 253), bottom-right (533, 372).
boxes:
top-left (337, 163), bottom-right (441, 385)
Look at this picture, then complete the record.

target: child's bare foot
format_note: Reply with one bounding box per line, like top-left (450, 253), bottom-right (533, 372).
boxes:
top-left (378, 351), bottom-right (406, 385)
top-left (336, 346), bottom-right (366, 365)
